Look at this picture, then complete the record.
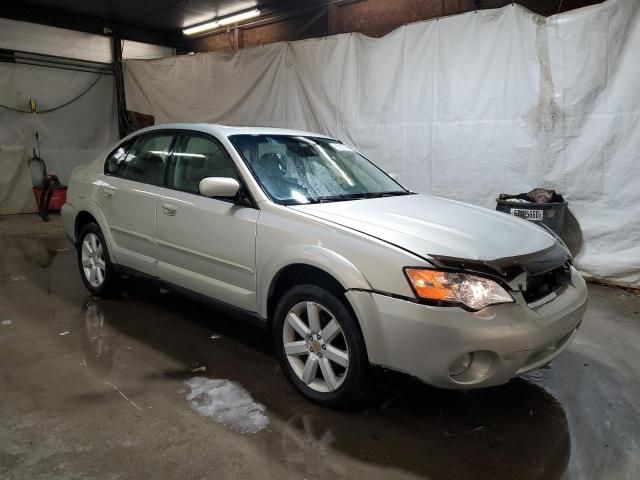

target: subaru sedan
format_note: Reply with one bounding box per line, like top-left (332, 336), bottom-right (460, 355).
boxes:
top-left (61, 124), bottom-right (588, 407)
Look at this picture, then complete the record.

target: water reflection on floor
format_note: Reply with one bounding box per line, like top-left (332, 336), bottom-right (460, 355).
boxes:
top-left (1, 221), bottom-right (639, 479)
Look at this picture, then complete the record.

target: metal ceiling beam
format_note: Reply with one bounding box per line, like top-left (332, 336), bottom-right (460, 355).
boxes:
top-left (0, 3), bottom-right (185, 48)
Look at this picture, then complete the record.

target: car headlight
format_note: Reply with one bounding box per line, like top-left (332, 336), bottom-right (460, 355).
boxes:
top-left (404, 268), bottom-right (513, 311)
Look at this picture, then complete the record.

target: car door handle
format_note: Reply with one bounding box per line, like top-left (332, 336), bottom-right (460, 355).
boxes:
top-left (162, 203), bottom-right (178, 216)
top-left (103, 188), bottom-right (114, 199)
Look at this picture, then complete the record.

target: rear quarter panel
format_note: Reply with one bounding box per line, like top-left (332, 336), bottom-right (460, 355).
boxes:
top-left (62, 156), bottom-right (120, 264)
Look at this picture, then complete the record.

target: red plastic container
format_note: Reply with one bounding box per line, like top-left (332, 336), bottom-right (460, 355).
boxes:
top-left (33, 185), bottom-right (67, 211)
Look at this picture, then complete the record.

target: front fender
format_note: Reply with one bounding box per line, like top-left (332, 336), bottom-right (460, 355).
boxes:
top-left (256, 244), bottom-right (372, 319)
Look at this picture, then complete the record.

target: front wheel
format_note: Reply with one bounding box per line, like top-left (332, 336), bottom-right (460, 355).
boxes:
top-left (273, 284), bottom-right (370, 408)
top-left (77, 223), bottom-right (120, 297)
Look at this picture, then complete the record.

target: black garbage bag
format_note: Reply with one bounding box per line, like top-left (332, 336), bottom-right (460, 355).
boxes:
top-left (498, 188), bottom-right (564, 204)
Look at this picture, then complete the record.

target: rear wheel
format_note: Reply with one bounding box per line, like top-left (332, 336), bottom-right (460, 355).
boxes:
top-left (274, 284), bottom-right (370, 408)
top-left (77, 223), bottom-right (120, 297)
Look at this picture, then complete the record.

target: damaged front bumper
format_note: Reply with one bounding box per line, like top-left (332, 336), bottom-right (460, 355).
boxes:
top-left (346, 266), bottom-right (588, 389)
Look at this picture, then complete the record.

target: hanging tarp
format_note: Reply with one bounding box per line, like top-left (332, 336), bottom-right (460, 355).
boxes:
top-left (0, 145), bottom-right (37, 215)
top-left (0, 62), bottom-right (118, 184)
top-left (124, 0), bottom-right (640, 287)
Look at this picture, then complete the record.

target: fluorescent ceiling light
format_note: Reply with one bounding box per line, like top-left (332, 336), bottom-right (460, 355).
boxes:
top-left (183, 21), bottom-right (221, 36)
top-left (218, 9), bottom-right (261, 26)
top-left (183, 9), bottom-right (260, 36)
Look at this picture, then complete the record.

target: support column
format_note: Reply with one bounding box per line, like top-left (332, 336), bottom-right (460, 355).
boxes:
top-left (111, 33), bottom-right (128, 138)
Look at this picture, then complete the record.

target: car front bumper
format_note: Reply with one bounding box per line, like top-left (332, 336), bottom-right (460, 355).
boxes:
top-left (345, 266), bottom-right (588, 389)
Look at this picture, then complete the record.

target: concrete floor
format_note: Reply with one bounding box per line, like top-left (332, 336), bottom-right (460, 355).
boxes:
top-left (1, 214), bottom-right (639, 480)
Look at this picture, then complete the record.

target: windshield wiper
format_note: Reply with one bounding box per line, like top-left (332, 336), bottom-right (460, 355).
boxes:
top-left (357, 191), bottom-right (414, 199)
top-left (305, 191), bottom-right (413, 204)
top-left (306, 194), bottom-right (365, 203)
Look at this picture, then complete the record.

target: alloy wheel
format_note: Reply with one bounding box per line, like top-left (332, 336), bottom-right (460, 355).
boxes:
top-left (282, 301), bottom-right (350, 392)
top-left (81, 233), bottom-right (106, 288)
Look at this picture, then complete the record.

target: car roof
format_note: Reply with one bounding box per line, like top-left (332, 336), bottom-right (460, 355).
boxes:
top-left (129, 123), bottom-right (336, 140)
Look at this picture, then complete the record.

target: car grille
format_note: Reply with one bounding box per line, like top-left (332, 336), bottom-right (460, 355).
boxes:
top-left (524, 263), bottom-right (571, 304)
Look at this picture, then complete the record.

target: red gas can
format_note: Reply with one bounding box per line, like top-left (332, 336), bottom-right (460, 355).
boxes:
top-left (33, 175), bottom-right (67, 212)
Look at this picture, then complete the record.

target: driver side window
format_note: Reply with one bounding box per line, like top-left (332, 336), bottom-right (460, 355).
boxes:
top-left (167, 134), bottom-right (239, 195)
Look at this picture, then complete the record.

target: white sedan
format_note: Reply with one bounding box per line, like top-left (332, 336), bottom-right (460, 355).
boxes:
top-left (62, 124), bottom-right (588, 407)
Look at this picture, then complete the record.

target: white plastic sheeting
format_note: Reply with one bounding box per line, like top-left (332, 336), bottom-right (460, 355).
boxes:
top-left (124, 0), bottom-right (640, 287)
top-left (0, 18), bottom-right (174, 195)
top-left (0, 146), bottom-right (37, 215)
top-left (0, 63), bottom-right (118, 185)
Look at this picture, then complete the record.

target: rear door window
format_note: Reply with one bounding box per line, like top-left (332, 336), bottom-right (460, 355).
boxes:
top-left (105, 141), bottom-right (133, 175)
top-left (107, 133), bottom-right (174, 186)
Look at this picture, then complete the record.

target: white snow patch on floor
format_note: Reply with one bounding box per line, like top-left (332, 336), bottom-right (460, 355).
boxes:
top-left (184, 377), bottom-right (269, 433)
top-left (1, 320), bottom-right (12, 326)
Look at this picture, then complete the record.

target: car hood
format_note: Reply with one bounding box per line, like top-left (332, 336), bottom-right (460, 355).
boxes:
top-left (290, 194), bottom-right (556, 261)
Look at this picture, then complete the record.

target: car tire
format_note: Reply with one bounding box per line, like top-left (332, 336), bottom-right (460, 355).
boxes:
top-left (273, 284), bottom-right (370, 409)
top-left (77, 223), bottom-right (120, 297)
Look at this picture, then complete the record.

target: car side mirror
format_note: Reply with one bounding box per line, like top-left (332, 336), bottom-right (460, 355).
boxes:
top-left (199, 177), bottom-right (240, 198)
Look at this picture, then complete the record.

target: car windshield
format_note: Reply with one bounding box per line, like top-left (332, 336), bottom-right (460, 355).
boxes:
top-left (229, 134), bottom-right (411, 205)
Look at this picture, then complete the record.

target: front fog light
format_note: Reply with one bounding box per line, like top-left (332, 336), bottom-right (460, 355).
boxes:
top-left (404, 268), bottom-right (514, 310)
top-left (449, 353), bottom-right (473, 377)
top-left (448, 351), bottom-right (496, 384)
